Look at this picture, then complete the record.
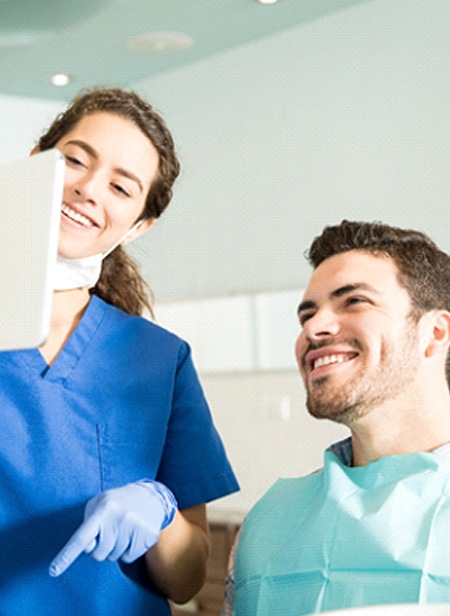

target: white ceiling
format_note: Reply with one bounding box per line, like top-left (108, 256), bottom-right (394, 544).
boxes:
top-left (0, 0), bottom-right (370, 100)
top-left (1, 0), bottom-right (448, 305)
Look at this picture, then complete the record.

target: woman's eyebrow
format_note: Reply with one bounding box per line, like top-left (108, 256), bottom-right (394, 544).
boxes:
top-left (114, 166), bottom-right (144, 194)
top-left (64, 139), bottom-right (97, 158)
top-left (63, 139), bottom-right (144, 193)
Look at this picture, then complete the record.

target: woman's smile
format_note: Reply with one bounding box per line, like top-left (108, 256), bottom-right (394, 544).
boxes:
top-left (61, 203), bottom-right (97, 228)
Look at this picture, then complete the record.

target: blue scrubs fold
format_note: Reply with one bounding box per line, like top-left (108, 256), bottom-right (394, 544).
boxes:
top-left (0, 295), bottom-right (238, 615)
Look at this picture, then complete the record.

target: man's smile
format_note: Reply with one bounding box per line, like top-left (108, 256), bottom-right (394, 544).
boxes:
top-left (305, 348), bottom-right (359, 374)
top-left (312, 353), bottom-right (354, 371)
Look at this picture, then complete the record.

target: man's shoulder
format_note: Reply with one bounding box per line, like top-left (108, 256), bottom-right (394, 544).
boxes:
top-left (235, 470), bottom-right (325, 572)
top-left (246, 469), bottom-right (324, 524)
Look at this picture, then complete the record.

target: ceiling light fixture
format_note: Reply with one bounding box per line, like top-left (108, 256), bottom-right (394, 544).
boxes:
top-left (50, 73), bottom-right (70, 87)
top-left (0, 31), bottom-right (50, 47)
top-left (127, 32), bottom-right (194, 53)
top-left (257, 0), bottom-right (279, 4)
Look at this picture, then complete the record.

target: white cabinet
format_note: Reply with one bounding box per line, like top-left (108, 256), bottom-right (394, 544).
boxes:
top-left (155, 289), bottom-right (302, 373)
top-left (254, 290), bottom-right (301, 371)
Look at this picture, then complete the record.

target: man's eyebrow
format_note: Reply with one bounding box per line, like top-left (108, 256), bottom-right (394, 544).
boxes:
top-left (64, 139), bottom-right (144, 193)
top-left (330, 283), bottom-right (380, 298)
top-left (297, 283), bottom-right (379, 315)
top-left (297, 299), bottom-right (316, 315)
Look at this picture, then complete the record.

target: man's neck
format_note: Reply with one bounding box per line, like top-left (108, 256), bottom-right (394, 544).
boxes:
top-left (348, 391), bottom-right (450, 466)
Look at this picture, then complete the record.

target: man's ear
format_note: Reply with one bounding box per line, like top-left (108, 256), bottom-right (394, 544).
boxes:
top-left (424, 311), bottom-right (450, 358)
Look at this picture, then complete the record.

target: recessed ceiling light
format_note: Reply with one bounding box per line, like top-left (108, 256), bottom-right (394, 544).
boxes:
top-left (50, 73), bottom-right (71, 87)
top-left (0, 31), bottom-right (50, 46)
top-left (127, 32), bottom-right (194, 53)
top-left (258, 0), bottom-right (279, 4)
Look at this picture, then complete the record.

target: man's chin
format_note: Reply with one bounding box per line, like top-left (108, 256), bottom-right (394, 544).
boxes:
top-left (306, 395), bottom-right (357, 424)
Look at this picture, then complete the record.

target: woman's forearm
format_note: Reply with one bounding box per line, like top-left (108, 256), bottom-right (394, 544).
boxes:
top-left (145, 504), bottom-right (209, 604)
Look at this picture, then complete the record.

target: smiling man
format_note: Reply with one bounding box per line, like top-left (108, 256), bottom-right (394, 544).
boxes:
top-left (229, 220), bottom-right (450, 615)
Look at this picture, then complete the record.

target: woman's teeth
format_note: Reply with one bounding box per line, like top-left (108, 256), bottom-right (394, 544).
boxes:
top-left (62, 204), bottom-right (94, 227)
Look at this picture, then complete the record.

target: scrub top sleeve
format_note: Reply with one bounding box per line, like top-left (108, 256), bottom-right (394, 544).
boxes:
top-left (156, 341), bottom-right (239, 510)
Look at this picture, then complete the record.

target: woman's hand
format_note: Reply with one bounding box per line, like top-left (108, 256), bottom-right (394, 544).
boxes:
top-left (49, 479), bottom-right (177, 576)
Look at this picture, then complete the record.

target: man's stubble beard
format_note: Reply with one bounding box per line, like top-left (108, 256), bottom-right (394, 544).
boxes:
top-left (305, 328), bottom-right (420, 426)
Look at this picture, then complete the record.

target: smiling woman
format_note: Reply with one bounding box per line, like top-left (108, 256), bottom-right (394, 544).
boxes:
top-left (0, 87), bottom-right (239, 616)
top-left (37, 87), bottom-right (180, 316)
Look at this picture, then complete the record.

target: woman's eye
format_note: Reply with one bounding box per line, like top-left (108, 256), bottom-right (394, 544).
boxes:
top-left (112, 183), bottom-right (131, 198)
top-left (64, 155), bottom-right (83, 166)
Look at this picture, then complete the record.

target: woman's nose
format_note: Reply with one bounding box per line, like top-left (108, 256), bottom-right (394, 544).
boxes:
top-left (72, 171), bottom-right (100, 204)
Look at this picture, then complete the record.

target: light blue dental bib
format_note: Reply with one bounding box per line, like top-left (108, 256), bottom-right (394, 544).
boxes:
top-left (234, 450), bottom-right (450, 615)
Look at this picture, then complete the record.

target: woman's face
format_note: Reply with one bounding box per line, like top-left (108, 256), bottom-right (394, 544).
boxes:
top-left (55, 111), bottom-right (158, 259)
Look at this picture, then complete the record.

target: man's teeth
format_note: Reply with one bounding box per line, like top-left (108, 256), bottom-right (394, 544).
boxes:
top-left (313, 354), bottom-right (348, 370)
top-left (62, 204), bottom-right (94, 227)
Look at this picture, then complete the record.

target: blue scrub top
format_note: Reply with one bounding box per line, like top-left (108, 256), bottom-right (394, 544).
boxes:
top-left (0, 295), bottom-right (239, 615)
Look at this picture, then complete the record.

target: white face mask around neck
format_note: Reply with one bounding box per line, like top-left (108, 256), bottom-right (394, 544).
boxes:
top-left (53, 253), bottom-right (103, 291)
top-left (53, 220), bottom-right (145, 291)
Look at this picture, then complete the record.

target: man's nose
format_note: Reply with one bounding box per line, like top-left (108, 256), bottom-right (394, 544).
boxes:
top-left (303, 307), bottom-right (340, 341)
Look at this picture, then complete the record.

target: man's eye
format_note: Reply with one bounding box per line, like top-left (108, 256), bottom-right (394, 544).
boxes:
top-left (345, 297), bottom-right (367, 306)
top-left (299, 313), bottom-right (314, 326)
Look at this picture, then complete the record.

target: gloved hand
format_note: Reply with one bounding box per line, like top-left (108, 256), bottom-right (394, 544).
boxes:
top-left (49, 479), bottom-right (177, 577)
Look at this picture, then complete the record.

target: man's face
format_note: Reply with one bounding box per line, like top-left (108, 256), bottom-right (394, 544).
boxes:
top-left (295, 250), bottom-right (421, 425)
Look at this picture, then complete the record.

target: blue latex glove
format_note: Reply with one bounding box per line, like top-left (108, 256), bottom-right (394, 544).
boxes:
top-left (49, 479), bottom-right (177, 577)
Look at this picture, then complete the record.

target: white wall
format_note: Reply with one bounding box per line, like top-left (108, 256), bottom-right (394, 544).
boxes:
top-left (0, 93), bottom-right (64, 163)
top-left (202, 369), bottom-right (349, 514)
top-left (131, 0), bottom-right (450, 302)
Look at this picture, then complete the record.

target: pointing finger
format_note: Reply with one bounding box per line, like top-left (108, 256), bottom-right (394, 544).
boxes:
top-left (49, 517), bottom-right (100, 577)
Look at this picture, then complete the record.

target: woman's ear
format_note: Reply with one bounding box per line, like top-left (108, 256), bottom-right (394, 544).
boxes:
top-left (29, 145), bottom-right (39, 156)
top-left (424, 311), bottom-right (450, 358)
top-left (122, 218), bottom-right (155, 245)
